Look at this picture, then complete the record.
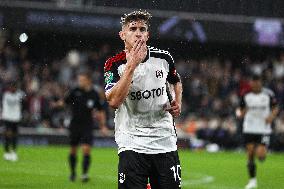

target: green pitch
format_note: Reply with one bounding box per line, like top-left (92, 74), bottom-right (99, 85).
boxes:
top-left (0, 146), bottom-right (284, 189)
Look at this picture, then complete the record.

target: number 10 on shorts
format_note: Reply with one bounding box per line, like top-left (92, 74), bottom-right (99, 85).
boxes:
top-left (170, 165), bottom-right (181, 182)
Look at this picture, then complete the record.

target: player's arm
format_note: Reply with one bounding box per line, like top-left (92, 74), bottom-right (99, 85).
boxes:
top-left (166, 79), bottom-right (182, 118)
top-left (236, 95), bottom-right (247, 118)
top-left (105, 66), bottom-right (135, 109)
top-left (265, 106), bottom-right (279, 124)
top-left (165, 53), bottom-right (182, 118)
top-left (265, 95), bottom-right (279, 124)
top-left (173, 81), bottom-right (182, 107)
top-left (236, 107), bottom-right (247, 118)
top-left (50, 90), bottom-right (71, 108)
top-left (105, 40), bottom-right (147, 109)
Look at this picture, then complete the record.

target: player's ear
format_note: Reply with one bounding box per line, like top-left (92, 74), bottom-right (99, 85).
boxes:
top-left (119, 31), bottom-right (125, 41)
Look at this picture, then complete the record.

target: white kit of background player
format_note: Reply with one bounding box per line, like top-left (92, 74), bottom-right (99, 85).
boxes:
top-left (2, 87), bottom-right (25, 161)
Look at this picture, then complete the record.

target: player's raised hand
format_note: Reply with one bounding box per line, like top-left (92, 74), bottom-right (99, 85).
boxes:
top-left (126, 39), bottom-right (147, 68)
top-left (165, 100), bottom-right (181, 118)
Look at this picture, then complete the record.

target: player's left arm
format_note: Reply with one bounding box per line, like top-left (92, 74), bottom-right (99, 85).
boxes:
top-left (236, 95), bottom-right (247, 119)
top-left (170, 81), bottom-right (183, 117)
top-left (165, 52), bottom-right (183, 118)
top-left (265, 93), bottom-right (279, 124)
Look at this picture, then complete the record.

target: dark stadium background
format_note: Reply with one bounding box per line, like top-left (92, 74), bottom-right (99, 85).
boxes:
top-left (0, 2), bottom-right (284, 188)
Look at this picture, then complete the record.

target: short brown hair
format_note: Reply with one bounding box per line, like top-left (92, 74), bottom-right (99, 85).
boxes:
top-left (121, 10), bottom-right (152, 28)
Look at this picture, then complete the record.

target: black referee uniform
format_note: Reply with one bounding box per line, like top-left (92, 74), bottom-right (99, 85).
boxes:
top-left (65, 87), bottom-right (103, 146)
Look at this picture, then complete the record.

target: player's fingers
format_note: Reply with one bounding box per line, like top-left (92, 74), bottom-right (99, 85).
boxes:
top-left (169, 111), bottom-right (179, 117)
top-left (172, 109), bottom-right (180, 115)
top-left (137, 41), bottom-right (145, 54)
top-left (173, 114), bottom-right (180, 118)
top-left (172, 110), bottom-right (180, 117)
top-left (134, 40), bottom-right (143, 53)
top-left (165, 103), bottom-right (179, 111)
top-left (170, 104), bottom-right (180, 111)
top-left (132, 40), bottom-right (141, 52)
top-left (141, 43), bottom-right (148, 55)
top-left (140, 41), bottom-right (147, 51)
top-left (171, 100), bottom-right (177, 106)
top-left (165, 107), bottom-right (174, 112)
top-left (137, 40), bottom-right (145, 52)
top-left (137, 46), bottom-right (147, 60)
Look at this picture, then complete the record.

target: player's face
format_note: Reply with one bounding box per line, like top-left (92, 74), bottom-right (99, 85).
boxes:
top-left (251, 80), bottom-right (262, 93)
top-left (120, 20), bottom-right (149, 50)
top-left (10, 86), bottom-right (16, 93)
top-left (78, 75), bottom-right (91, 89)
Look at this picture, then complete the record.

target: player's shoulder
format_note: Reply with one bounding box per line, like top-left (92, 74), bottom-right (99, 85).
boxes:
top-left (242, 90), bottom-right (254, 99)
top-left (261, 87), bottom-right (275, 97)
top-left (17, 90), bottom-right (25, 97)
top-left (149, 46), bottom-right (174, 63)
top-left (149, 46), bottom-right (171, 55)
top-left (104, 51), bottom-right (126, 72)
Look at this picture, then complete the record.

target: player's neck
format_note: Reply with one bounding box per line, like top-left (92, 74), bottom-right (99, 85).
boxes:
top-left (83, 85), bottom-right (92, 91)
top-left (252, 89), bottom-right (262, 94)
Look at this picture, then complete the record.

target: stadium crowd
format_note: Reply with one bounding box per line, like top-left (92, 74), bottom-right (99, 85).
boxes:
top-left (0, 34), bottom-right (284, 150)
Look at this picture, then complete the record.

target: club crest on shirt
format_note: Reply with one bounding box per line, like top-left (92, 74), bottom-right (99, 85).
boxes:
top-left (87, 99), bottom-right (94, 108)
top-left (118, 173), bottom-right (126, 183)
top-left (104, 71), bottom-right (114, 84)
top-left (156, 70), bottom-right (163, 79)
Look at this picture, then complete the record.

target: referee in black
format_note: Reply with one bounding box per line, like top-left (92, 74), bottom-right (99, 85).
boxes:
top-left (54, 71), bottom-right (108, 182)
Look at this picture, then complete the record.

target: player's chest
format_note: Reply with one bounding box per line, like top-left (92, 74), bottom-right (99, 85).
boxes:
top-left (5, 94), bottom-right (21, 105)
top-left (73, 92), bottom-right (94, 108)
top-left (246, 94), bottom-right (269, 109)
top-left (119, 61), bottom-right (168, 89)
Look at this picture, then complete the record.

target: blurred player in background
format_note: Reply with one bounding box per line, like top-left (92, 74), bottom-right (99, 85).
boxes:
top-left (237, 75), bottom-right (279, 189)
top-left (53, 71), bottom-right (108, 182)
top-left (104, 10), bottom-right (183, 189)
top-left (2, 81), bottom-right (25, 162)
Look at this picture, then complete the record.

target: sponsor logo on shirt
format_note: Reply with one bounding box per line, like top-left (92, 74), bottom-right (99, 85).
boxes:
top-left (130, 87), bottom-right (165, 100)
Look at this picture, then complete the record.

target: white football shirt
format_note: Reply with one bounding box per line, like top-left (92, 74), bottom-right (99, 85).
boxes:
top-left (104, 47), bottom-right (181, 154)
top-left (2, 90), bottom-right (25, 122)
top-left (241, 88), bottom-right (277, 134)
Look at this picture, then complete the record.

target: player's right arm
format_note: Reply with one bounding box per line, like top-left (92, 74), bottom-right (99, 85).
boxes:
top-left (265, 92), bottom-right (279, 124)
top-left (236, 95), bottom-right (247, 118)
top-left (50, 90), bottom-right (72, 108)
top-left (105, 40), bottom-right (147, 109)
